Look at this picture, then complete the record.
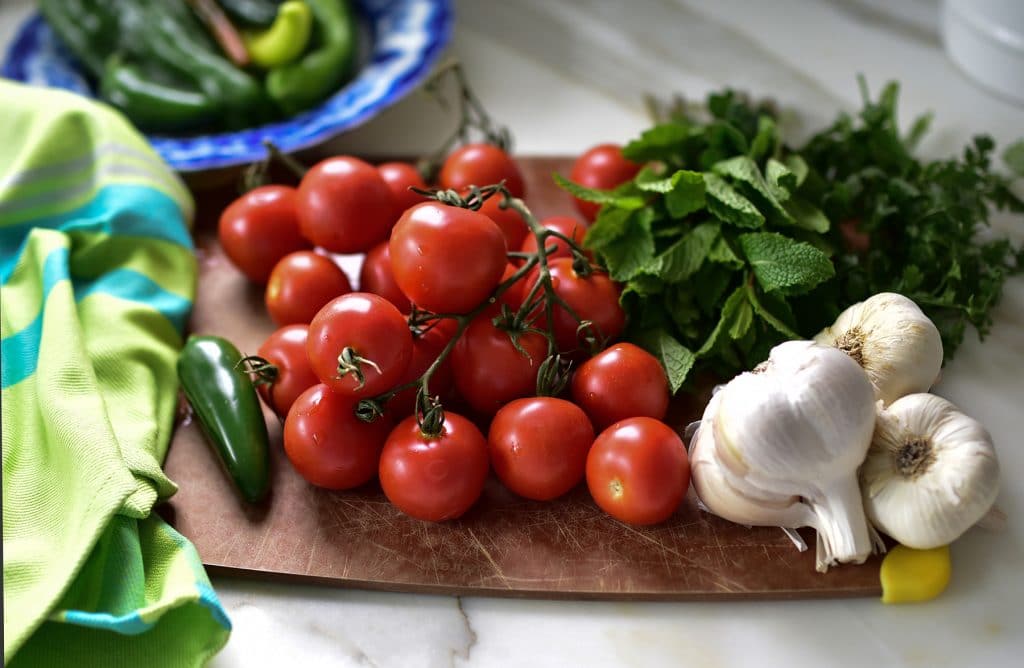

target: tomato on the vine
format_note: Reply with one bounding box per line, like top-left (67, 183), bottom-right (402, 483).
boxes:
top-left (586, 417), bottom-right (689, 525)
top-left (218, 185), bottom-right (309, 283)
top-left (377, 161), bottom-right (428, 215)
top-left (439, 143), bottom-right (525, 198)
top-left (296, 156), bottom-right (397, 253)
top-left (265, 251), bottom-right (352, 326)
top-left (284, 384), bottom-right (391, 489)
top-left (451, 315), bottom-right (548, 416)
top-left (569, 144), bottom-right (642, 221)
top-left (488, 397), bottom-right (595, 501)
top-left (518, 216), bottom-right (589, 262)
top-left (389, 201), bottom-right (507, 314)
top-left (528, 258), bottom-right (625, 354)
top-left (387, 321), bottom-right (457, 418)
top-left (478, 194), bottom-right (529, 250)
top-left (497, 263), bottom-right (527, 311)
top-left (359, 241), bottom-right (412, 313)
top-left (306, 292), bottom-right (413, 398)
top-left (572, 343), bottom-right (669, 430)
top-left (254, 324), bottom-right (319, 417)
top-left (379, 412), bottom-right (490, 521)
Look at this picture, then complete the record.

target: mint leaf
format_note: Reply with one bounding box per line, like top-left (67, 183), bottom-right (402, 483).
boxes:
top-left (622, 123), bottom-right (690, 162)
top-left (652, 222), bottom-right (718, 282)
top-left (665, 171), bottom-right (706, 218)
top-left (703, 173), bottom-right (764, 228)
top-left (783, 197), bottom-right (830, 233)
top-left (783, 154), bottom-right (809, 187)
top-left (553, 173), bottom-right (645, 209)
top-left (728, 295), bottom-right (754, 339)
top-left (748, 115), bottom-right (778, 162)
top-left (745, 284), bottom-right (799, 338)
top-left (697, 286), bottom-right (747, 356)
top-left (738, 232), bottom-right (835, 294)
top-left (707, 231), bottom-right (744, 268)
top-left (714, 156), bottom-right (793, 223)
top-left (636, 328), bottom-right (696, 393)
top-left (1004, 139), bottom-right (1024, 177)
top-left (766, 158), bottom-right (797, 198)
top-left (585, 207), bottom-right (632, 250)
top-left (602, 209), bottom-right (656, 281)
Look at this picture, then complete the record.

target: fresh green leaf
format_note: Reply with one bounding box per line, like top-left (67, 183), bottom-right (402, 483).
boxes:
top-left (1004, 139), bottom-right (1024, 177)
top-left (749, 115), bottom-right (778, 162)
top-left (766, 158), bottom-right (797, 198)
top-left (635, 328), bottom-right (696, 392)
top-left (783, 197), bottom-right (830, 233)
top-left (728, 296), bottom-right (754, 339)
top-left (738, 231), bottom-right (835, 293)
top-left (783, 154), bottom-right (809, 187)
top-left (665, 171), bottom-right (707, 218)
top-left (584, 207), bottom-right (633, 250)
top-left (714, 155), bottom-right (793, 222)
top-left (707, 231), bottom-right (744, 268)
top-left (697, 286), bottom-right (747, 355)
top-left (745, 284), bottom-right (799, 338)
top-left (553, 173), bottom-right (645, 209)
top-left (622, 122), bottom-right (691, 162)
top-left (703, 173), bottom-right (765, 228)
top-left (601, 209), bottom-right (656, 281)
top-left (652, 222), bottom-right (719, 282)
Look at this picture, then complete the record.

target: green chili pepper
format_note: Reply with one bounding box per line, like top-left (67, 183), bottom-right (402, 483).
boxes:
top-left (100, 56), bottom-right (219, 133)
top-left (265, 0), bottom-right (358, 115)
top-left (178, 336), bottom-right (270, 504)
top-left (244, 1), bottom-right (314, 69)
top-left (220, 0), bottom-right (284, 28)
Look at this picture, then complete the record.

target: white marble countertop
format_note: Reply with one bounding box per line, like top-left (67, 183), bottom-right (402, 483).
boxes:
top-left (4, 1), bottom-right (1023, 666)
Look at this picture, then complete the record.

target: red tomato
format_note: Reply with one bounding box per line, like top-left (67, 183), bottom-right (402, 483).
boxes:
top-left (478, 195), bottom-right (529, 250)
top-left (451, 314), bottom-right (548, 416)
top-left (528, 258), bottom-right (625, 353)
top-left (488, 397), bottom-right (595, 501)
top-left (586, 417), bottom-right (689, 525)
top-left (572, 343), bottom-right (669, 430)
top-left (389, 202), bottom-right (507, 314)
top-left (387, 323), bottom-right (457, 418)
top-left (255, 324), bottom-right (319, 417)
top-left (283, 384), bottom-right (391, 489)
top-left (569, 144), bottom-right (642, 221)
top-left (379, 412), bottom-right (490, 521)
top-left (296, 156), bottom-right (397, 253)
top-left (359, 241), bottom-right (412, 313)
top-left (218, 185), bottom-right (310, 283)
top-left (518, 216), bottom-right (589, 262)
top-left (377, 161), bottom-right (428, 214)
top-left (497, 263), bottom-right (526, 311)
top-left (306, 293), bottom-right (413, 398)
top-left (439, 143), bottom-right (525, 198)
top-left (265, 251), bottom-right (352, 326)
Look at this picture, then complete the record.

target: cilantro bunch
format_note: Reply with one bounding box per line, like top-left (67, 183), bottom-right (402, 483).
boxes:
top-left (560, 82), bottom-right (1024, 393)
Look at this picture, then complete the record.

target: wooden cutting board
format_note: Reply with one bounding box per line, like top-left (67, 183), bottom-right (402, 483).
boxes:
top-left (162, 157), bottom-right (883, 600)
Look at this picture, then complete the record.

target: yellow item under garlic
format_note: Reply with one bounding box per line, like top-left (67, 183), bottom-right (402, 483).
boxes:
top-left (880, 544), bottom-right (951, 603)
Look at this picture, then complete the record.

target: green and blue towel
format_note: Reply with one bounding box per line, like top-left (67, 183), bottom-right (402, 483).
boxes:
top-left (2, 78), bottom-right (230, 666)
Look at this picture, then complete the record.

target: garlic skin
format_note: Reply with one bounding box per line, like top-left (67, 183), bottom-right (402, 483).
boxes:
top-left (861, 393), bottom-right (1000, 549)
top-left (691, 340), bottom-right (879, 572)
top-left (814, 292), bottom-right (943, 406)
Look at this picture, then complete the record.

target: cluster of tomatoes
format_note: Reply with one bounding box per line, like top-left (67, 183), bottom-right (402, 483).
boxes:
top-left (218, 142), bottom-right (691, 526)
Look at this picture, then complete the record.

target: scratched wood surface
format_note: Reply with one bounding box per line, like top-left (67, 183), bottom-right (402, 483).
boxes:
top-left (162, 157), bottom-right (883, 600)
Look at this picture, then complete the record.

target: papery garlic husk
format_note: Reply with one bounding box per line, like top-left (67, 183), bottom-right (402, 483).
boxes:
top-left (814, 292), bottom-right (943, 406)
top-left (860, 393), bottom-right (1000, 549)
top-left (691, 340), bottom-right (881, 572)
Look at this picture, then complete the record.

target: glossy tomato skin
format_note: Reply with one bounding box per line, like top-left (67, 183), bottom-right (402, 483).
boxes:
top-left (488, 397), bottom-right (595, 501)
top-left (359, 241), bottom-right (412, 313)
top-left (379, 413), bottom-right (490, 521)
top-left (518, 216), bottom-right (589, 262)
top-left (586, 417), bottom-right (689, 525)
top-left (265, 251), bottom-right (352, 326)
top-left (529, 258), bottom-right (625, 354)
top-left (387, 323), bottom-right (457, 419)
top-left (389, 202), bottom-right (507, 314)
top-left (497, 263), bottom-right (526, 311)
top-left (570, 144), bottom-right (642, 221)
top-left (451, 315), bottom-right (548, 416)
top-left (218, 185), bottom-right (310, 283)
top-left (439, 143), bottom-right (525, 198)
top-left (283, 384), bottom-right (391, 489)
top-left (377, 161), bottom-right (428, 215)
top-left (572, 343), bottom-right (669, 430)
top-left (306, 293), bottom-right (413, 398)
top-left (478, 195), bottom-right (529, 250)
top-left (296, 156), bottom-right (397, 253)
top-left (256, 324), bottom-right (319, 417)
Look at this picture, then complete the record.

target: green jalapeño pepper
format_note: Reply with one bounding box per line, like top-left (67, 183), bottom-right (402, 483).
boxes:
top-left (178, 336), bottom-right (270, 504)
top-left (100, 55), bottom-right (220, 133)
top-left (265, 0), bottom-right (358, 115)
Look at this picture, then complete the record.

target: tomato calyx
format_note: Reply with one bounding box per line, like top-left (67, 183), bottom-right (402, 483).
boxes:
top-left (335, 346), bottom-right (383, 390)
top-left (241, 139), bottom-right (309, 192)
top-left (535, 353), bottom-right (572, 397)
top-left (237, 355), bottom-right (279, 386)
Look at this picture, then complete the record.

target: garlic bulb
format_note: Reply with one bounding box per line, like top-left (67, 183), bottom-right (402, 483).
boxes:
top-left (814, 292), bottom-right (943, 406)
top-left (861, 393), bottom-right (1000, 549)
top-left (691, 340), bottom-right (880, 572)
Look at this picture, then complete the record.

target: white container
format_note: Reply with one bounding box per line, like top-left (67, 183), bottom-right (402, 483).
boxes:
top-left (942, 0), bottom-right (1024, 105)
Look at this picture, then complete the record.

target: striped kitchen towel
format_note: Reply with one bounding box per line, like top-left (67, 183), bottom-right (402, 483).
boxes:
top-left (1, 79), bottom-right (230, 666)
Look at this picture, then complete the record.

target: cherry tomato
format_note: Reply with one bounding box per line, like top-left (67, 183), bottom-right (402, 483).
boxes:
top-left (518, 216), bottom-right (589, 262)
top-left (387, 322), bottom-right (457, 418)
top-left (254, 324), bottom-right (320, 417)
top-left (379, 412), bottom-right (490, 521)
top-left (497, 263), bottom-right (527, 311)
top-left (488, 397), bottom-right (595, 501)
top-left (306, 293), bottom-right (413, 398)
top-left (572, 343), bottom-right (669, 430)
top-left (439, 143), bottom-right (525, 198)
top-left (265, 251), bottom-right (352, 326)
top-left (284, 384), bottom-right (391, 489)
top-left (569, 144), bottom-right (642, 221)
top-left (586, 417), bottom-right (689, 525)
top-left (478, 195), bottom-right (529, 250)
top-left (451, 315), bottom-right (548, 416)
top-left (359, 241), bottom-right (412, 312)
top-left (218, 185), bottom-right (310, 283)
top-left (528, 258), bottom-right (625, 353)
top-left (389, 202), bottom-right (507, 314)
top-left (377, 161), bottom-right (428, 215)
top-left (296, 156), bottom-right (397, 253)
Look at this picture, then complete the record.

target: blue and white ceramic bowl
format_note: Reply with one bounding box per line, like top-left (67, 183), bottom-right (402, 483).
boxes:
top-left (2, 0), bottom-right (454, 172)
